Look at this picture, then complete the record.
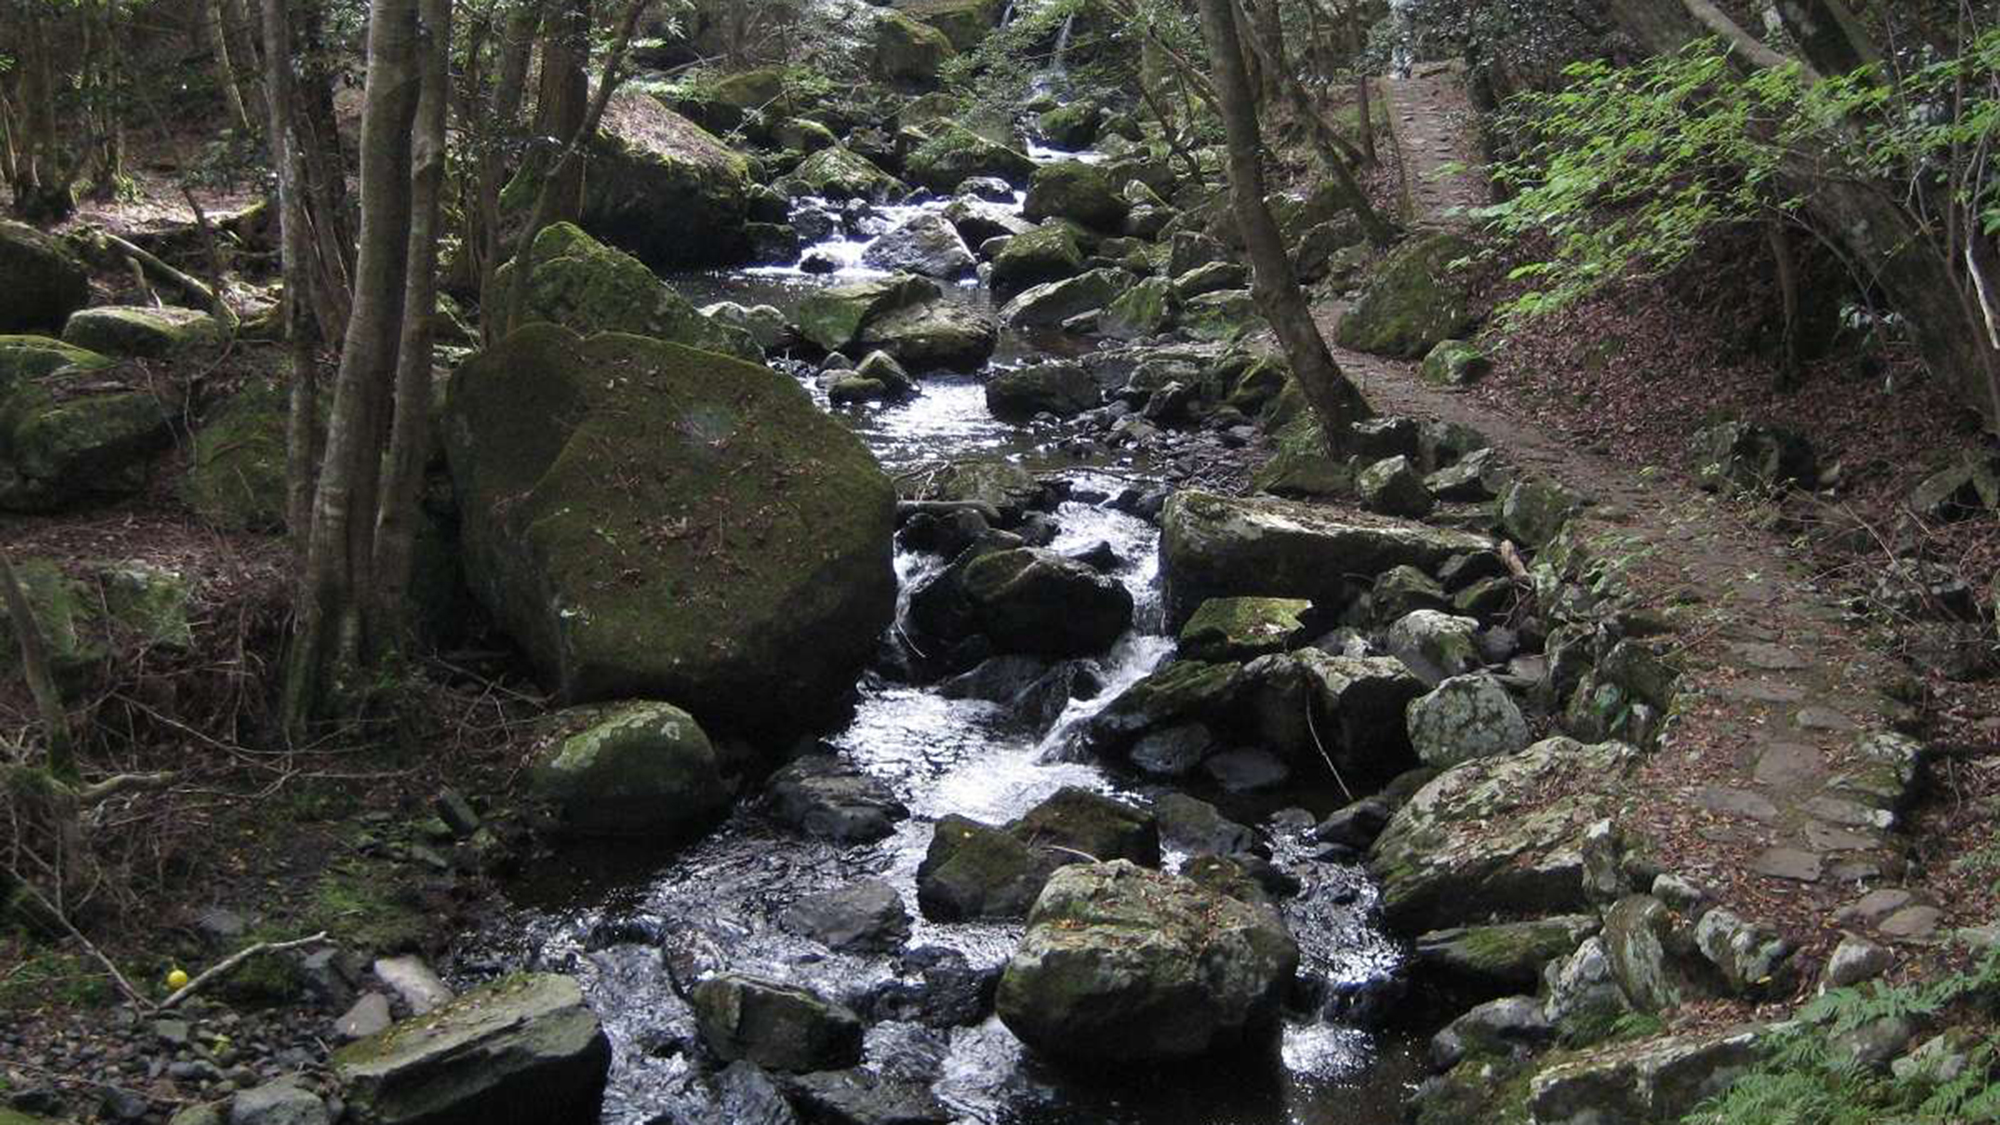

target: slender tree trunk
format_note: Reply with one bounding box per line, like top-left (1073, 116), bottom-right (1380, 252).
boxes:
top-left (263, 0), bottom-right (323, 541)
top-left (533, 0), bottom-right (591, 224)
top-left (371, 0), bottom-right (450, 642)
top-left (205, 0), bottom-right (254, 132)
top-left (1766, 221), bottom-right (1802, 390)
top-left (1196, 0), bottom-right (1370, 443)
top-left (1, 554), bottom-right (74, 779)
top-left (284, 0), bottom-right (422, 731)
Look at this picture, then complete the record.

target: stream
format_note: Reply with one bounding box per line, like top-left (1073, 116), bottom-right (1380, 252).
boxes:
top-left (449, 153), bottom-right (1427, 1125)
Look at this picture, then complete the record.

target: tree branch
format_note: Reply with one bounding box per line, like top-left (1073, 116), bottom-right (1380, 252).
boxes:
top-left (157, 931), bottom-right (331, 1009)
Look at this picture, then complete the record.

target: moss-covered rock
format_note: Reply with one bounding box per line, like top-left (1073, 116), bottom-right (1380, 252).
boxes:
top-left (900, 0), bottom-right (1004, 49)
top-left (855, 297), bottom-right (998, 371)
top-left (529, 701), bottom-right (732, 838)
top-left (1368, 736), bottom-right (1641, 933)
top-left (691, 974), bottom-right (864, 1073)
top-left (0, 221), bottom-right (90, 334)
top-left (996, 268), bottom-right (1127, 328)
top-left (0, 381), bottom-right (173, 512)
top-left (0, 558), bottom-right (103, 687)
top-left (575, 92), bottom-right (752, 268)
top-left (1177, 597), bottom-right (1311, 662)
top-left (872, 10), bottom-right (956, 86)
top-left (496, 222), bottom-right (758, 360)
top-left (1335, 232), bottom-right (1478, 358)
top-left (1688, 420), bottom-right (1818, 495)
top-left (960, 547), bottom-right (1133, 656)
top-left (990, 223), bottom-right (1086, 294)
top-left (1178, 289), bottom-right (1260, 341)
top-left (1499, 475), bottom-right (1583, 551)
top-left (791, 145), bottom-right (908, 202)
top-left (179, 378), bottom-right (290, 531)
top-left (1357, 454), bottom-right (1435, 518)
top-left (1413, 914), bottom-right (1601, 1002)
top-left (1250, 414), bottom-right (1353, 499)
top-left (0, 335), bottom-right (114, 386)
top-left (61, 305), bottom-right (221, 358)
top-left (1100, 277), bottom-right (1180, 340)
top-left (796, 274), bottom-right (941, 352)
top-left (983, 360), bottom-right (1099, 420)
top-left (995, 861), bottom-right (1299, 1062)
top-left (905, 128), bottom-right (1037, 193)
top-left (917, 813), bottom-right (1059, 920)
top-left (1038, 101), bottom-right (1103, 149)
top-left (444, 324), bottom-right (896, 734)
top-left (98, 561), bottom-right (195, 651)
top-left (1407, 673), bottom-right (1531, 768)
top-left (334, 973), bottom-right (612, 1125)
top-left (1023, 162), bottom-right (1129, 232)
top-left (1421, 339), bottom-right (1490, 387)
top-left (1159, 489), bottom-right (1494, 628)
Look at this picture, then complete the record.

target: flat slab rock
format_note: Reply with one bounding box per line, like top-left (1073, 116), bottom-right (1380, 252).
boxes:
top-left (332, 973), bottom-right (611, 1125)
top-left (1528, 1025), bottom-right (1766, 1125)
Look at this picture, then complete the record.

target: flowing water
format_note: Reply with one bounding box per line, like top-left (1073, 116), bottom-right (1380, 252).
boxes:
top-left (452, 158), bottom-right (1425, 1125)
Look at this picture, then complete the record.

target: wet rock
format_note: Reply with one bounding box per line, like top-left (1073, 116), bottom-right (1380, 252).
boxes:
top-left (228, 1081), bottom-right (328, 1125)
top-left (780, 880), bottom-right (912, 954)
top-left (764, 755), bottom-right (909, 844)
top-left (778, 1068), bottom-right (951, 1125)
top-left (904, 132), bottom-right (1036, 193)
top-left (997, 268), bottom-right (1128, 328)
top-left (865, 947), bottom-right (999, 1027)
top-left (529, 702), bottom-right (732, 838)
top-left (1075, 659), bottom-right (1246, 757)
top-left (0, 220), bottom-right (91, 332)
top-left (1159, 490), bottom-right (1494, 628)
top-left (1314, 797), bottom-right (1393, 850)
top-left (1176, 596), bottom-right (1312, 662)
top-left (960, 547), bottom-right (1133, 656)
top-left (1430, 996), bottom-right (1553, 1071)
top-left (1368, 738), bottom-right (1643, 933)
top-left (1386, 610), bottom-right (1483, 688)
top-left (699, 1062), bottom-right (801, 1125)
top-left (856, 295), bottom-right (999, 371)
top-left (996, 861), bottom-right (1299, 1062)
top-left (1099, 277), bottom-right (1181, 339)
top-left (915, 814), bottom-right (1057, 921)
top-left (794, 146), bottom-right (907, 202)
top-left (700, 302), bottom-right (792, 350)
top-left (984, 361), bottom-right (1100, 420)
top-left (1357, 455), bottom-right (1434, 518)
top-left (1011, 786), bottom-right (1160, 866)
top-left (1153, 793), bottom-right (1259, 857)
top-left (1127, 722), bottom-right (1220, 778)
top-left (334, 973), bottom-right (611, 1125)
top-left (797, 275), bottom-right (941, 352)
top-left (574, 93), bottom-right (751, 268)
top-left (1407, 674), bottom-right (1531, 769)
top-left (445, 326), bottom-right (895, 733)
top-left (1413, 915), bottom-right (1600, 1002)
top-left (1201, 748), bottom-right (1290, 792)
top-left (691, 975), bottom-right (864, 1073)
top-left (1237, 650), bottom-right (1426, 786)
top-left (860, 211), bottom-right (976, 278)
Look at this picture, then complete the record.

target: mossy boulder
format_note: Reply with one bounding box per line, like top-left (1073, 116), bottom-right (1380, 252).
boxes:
top-left (1368, 736), bottom-right (1641, 933)
top-left (691, 975), bottom-right (864, 1073)
top-left (796, 274), bottom-right (941, 352)
top-left (97, 561), bottom-right (195, 651)
top-left (0, 558), bottom-right (103, 687)
top-left (0, 221), bottom-right (90, 334)
top-left (1250, 414), bottom-right (1353, 499)
top-left (905, 129), bottom-right (1037, 193)
top-left (996, 268), bottom-right (1128, 328)
top-left (855, 298), bottom-right (998, 371)
top-left (0, 335), bottom-right (114, 385)
top-left (1178, 289), bottom-right (1260, 342)
top-left (1420, 339), bottom-right (1490, 387)
top-left (990, 224), bottom-right (1086, 294)
top-left (901, 0), bottom-right (1004, 49)
top-left (1413, 914), bottom-right (1601, 1002)
top-left (1023, 162), bottom-right (1129, 232)
top-left (496, 222), bottom-right (759, 360)
top-left (179, 378), bottom-right (289, 531)
top-left (917, 814), bottom-right (1057, 921)
top-left (1335, 232), bottom-right (1478, 358)
top-left (1499, 475), bottom-right (1583, 550)
top-left (771, 116), bottom-right (838, 153)
top-left (1407, 673), bottom-right (1531, 768)
top-left (61, 305), bottom-right (221, 358)
top-left (575, 92), bottom-right (752, 268)
top-left (444, 324), bottom-right (896, 734)
top-left (791, 145), bottom-right (908, 202)
top-left (0, 380), bottom-right (173, 512)
top-left (960, 547), bottom-right (1134, 655)
top-left (1100, 277), bottom-right (1180, 340)
top-left (995, 861), bottom-right (1299, 1062)
top-left (1357, 454), bottom-right (1434, 518)
top-left (1159, 489), bottom-right (1494, 628)
top-left (333, 973), bottom-right (612, 1125)
top-left (1038, 101), bottom-right (1103, 149)
top-left (984, 360), bottom-right (1100, 420)
top-left (528, 701), bottom-right (732, 838)
top-left (1177, 597), bottom-right (1312, 662)
top-left (872, 10), bottom-right (956, 86)
top-left (1688, 420), bottom-right (1818, 495)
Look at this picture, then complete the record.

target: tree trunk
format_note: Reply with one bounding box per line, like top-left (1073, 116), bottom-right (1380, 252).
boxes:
top-left (284, 0), bottom-right (422, 731)
top-left (371, 0), bottom-right (451, 644)
top-left (205, 0), bottom-right (254, 133)
top-left (532, 0), bottom-right (591, 224)
top-left (1766, 220), bottom-right (1801, 390)
top-left (262, 0), bottom-right (324, 541)
top-left (1196, 0), bottom-right (1371, 444)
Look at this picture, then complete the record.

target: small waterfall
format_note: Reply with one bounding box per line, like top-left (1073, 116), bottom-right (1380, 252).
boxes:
top-left (999, 0), bottom-right (1015, 26)
top-left (1052, 11), bottom-right (1076, 72)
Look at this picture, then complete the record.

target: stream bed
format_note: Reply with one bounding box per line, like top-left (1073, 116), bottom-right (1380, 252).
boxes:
top-left (449, 172), bottom-right (1428, 1125)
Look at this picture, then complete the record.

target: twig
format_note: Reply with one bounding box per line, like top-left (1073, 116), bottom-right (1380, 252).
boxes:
top-left (1304, 691), bottom-right (1354, 803)
top-left (9, 880), bottom-right (148, 1008)
top-left (156, 930), bottom-right (330, 1010)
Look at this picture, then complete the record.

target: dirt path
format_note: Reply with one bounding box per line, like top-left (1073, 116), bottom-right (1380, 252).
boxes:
top-left (1377, 64), bottom-right (1489, 228)
top-left (1313, 68), bottom-right (1953, 963)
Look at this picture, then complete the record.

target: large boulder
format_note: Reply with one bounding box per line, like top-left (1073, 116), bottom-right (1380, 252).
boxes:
top-left (1237, 649), bottom-right (1426, 784)
top-left (444, 325), bottom-right (896, 734)
top-left (990, 224), bottom-right (1085, 294)
top-left (1024, 162), bottom-right (1129, 232)
top-left (860, 211), bottom-right (976, 278)
top-left (1406, 674), bottom-right (1531, 768)
top-left (691, 975), bottom-right (864, 1073)
top-left (1526, 1026), bottom-right (1767, 1125)
top-left (797, 275), bottom-right (941, 353)
top-left (179, 378), bottom-right (289, 530)
top-left (527, 702), bottom-right (732, 838)
top-left (996, 269), bottom-right (1127, 328)
top-left (900, 0), bottom-right (1004, 50)
top-left (856, 298), bottom-right (997, 371)
top-left (905, 129), bottom-right (1037, 193)
top-left (792, 147), bottom-right (907, 202)
top-left (995, 862), bottom-right (1299, 1062)
top-left (497, 222), bottom-right (759, 360)
top-left (983, 361), bottom-right (1099, 420)
top-left (61, 305), bottom-right (221, 358)
top-left (0, 222), bottom-right (90, 333)
top-left (0, 335), bottom-right (114, 384)
top-left (0, 375), bottom-right (173, 513)
top-left (917, 814), bottom-right (1059, 921)
top-left (570, 93), bottom-right (751, 268)
top-left (872, 10), bottom-right (956, 86)
top-left (1368, 737), bottom-right (1640, 932)
top-left (332, 973), bottom-right (611, 1125)
top-left (1176, 597), bottom-right (1311, 662)
top-left (1099, 278), bottom-right (1181, 340)
top-left (1335, 232), bottom-right (1477, 358)
top-left (960, 547), bottom-right (1133, 656)
top-left (1159, 490), bottom-right (1494, 627)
